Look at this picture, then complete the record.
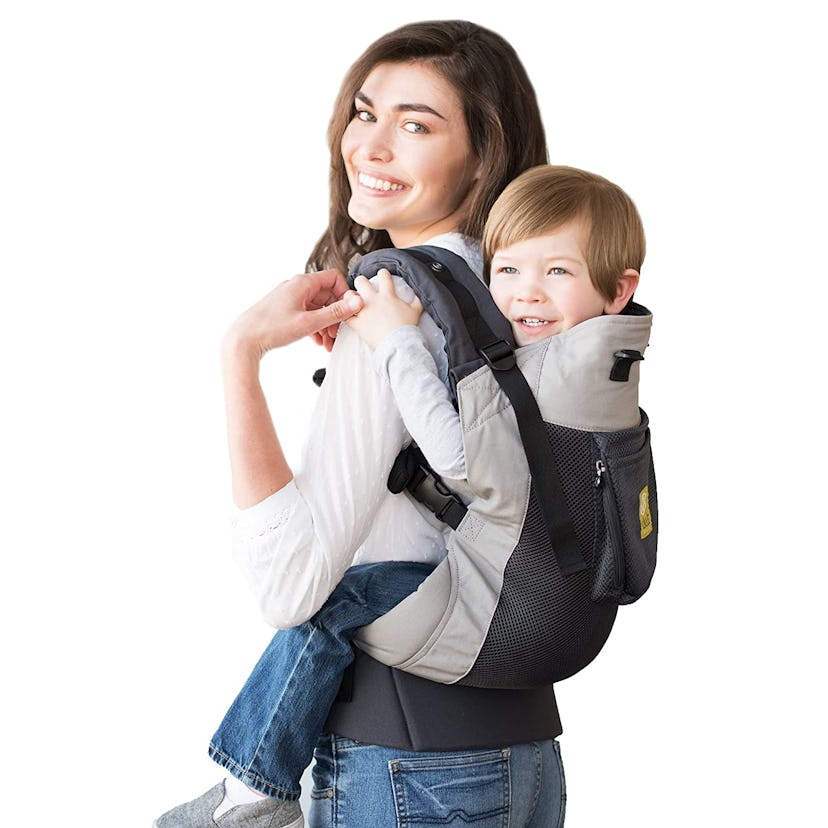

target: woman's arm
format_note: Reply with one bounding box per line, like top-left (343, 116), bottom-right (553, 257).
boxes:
top-left (220, 270), bottom-right (362, 508)
top-left (221, 343), bottom-right (293, 507)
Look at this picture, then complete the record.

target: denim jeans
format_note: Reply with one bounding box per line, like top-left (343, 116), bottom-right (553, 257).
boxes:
top-left (208, 561), bottom-right (434, 799)
top-left (308, 735), bottom-right (566, 827)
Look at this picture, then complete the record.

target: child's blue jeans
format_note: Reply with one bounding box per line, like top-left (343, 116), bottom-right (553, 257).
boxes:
top-left (208, 561), bottom-right (434, 800)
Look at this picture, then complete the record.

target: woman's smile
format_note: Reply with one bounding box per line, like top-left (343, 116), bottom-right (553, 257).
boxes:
top-left (356, 171), bottom-right (407, 192)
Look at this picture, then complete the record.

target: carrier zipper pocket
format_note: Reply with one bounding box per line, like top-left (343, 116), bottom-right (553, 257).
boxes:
top-left (591, 414), bottom-right (657, 604)
top-left (595, 459), bottom-right (624, 595)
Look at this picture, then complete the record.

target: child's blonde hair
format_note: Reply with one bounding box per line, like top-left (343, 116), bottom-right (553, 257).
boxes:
top-left (483, 165), bottom-right (646, 302)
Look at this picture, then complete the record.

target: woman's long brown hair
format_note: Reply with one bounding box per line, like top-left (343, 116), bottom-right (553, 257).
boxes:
top-left (307, 20), bottom-right (548, 274)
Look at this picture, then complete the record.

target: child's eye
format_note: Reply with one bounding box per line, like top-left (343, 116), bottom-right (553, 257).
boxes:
top-left (549, 267), bottom-right (569, 277)
top-left (496, 266), bottom-right (518, 275)
top-left (403, 121), bottom-right (429, 134)
top-left (355, 109), bottom-right (376, 123)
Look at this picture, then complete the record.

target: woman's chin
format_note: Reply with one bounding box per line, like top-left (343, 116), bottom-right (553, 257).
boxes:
top-left (347, 201), bottom-right (384, 232)
top-left (347, 191), bottom-right (414, 235)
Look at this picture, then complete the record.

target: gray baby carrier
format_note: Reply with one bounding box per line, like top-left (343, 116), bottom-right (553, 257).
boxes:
top-left (346, 245), bottom-right (657, 689)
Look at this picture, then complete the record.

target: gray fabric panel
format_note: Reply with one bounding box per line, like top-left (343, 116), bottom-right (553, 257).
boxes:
top-left (353, 557), bottom-right (455, 668)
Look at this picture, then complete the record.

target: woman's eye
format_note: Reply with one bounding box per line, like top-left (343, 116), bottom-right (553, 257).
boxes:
top-left (496, 266), bottom-right (518, 275)
top-left (402, 121), bottom-right (428, 134)
top-left (355, 109), bottom-right (376, 123)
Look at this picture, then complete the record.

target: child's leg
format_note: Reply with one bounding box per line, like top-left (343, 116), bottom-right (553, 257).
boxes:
top-left (207, 561), bottom-right (433, 800)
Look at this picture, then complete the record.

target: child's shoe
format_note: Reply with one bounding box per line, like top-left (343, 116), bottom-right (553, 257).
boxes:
top-left (153, 780), bottom-right (303, 827)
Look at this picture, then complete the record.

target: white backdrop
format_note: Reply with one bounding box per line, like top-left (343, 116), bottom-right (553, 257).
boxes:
top-left (1, 2), bottom-right (825, 825)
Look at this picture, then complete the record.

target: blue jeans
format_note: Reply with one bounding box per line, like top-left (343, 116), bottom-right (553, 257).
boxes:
top-left (208, 561), bottom-right (434, 799)
top-left (308, 735), bottom-right (566, 827)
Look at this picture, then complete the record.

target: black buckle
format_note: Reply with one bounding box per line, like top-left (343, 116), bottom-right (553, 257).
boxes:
top-left (480, 340), bottom-right (516, 371)
top-left (410, 466), bottom-right (467, 529)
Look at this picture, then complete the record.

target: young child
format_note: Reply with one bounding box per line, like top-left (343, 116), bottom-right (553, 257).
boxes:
top-left (155, 164), bottom-right (647, 828)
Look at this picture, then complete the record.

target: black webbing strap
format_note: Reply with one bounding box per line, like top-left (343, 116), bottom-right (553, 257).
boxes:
top-left (415, 252), bottom-right (587, 576)
top-left (479, 343), bottom-right (587, 575)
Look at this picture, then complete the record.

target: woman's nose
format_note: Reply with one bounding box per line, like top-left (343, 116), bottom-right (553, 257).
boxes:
top-left (358, 124), bottom-right (393, 163)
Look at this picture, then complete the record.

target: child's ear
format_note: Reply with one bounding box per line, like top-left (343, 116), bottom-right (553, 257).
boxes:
top-left (604, 269), bottom-right (640, 314)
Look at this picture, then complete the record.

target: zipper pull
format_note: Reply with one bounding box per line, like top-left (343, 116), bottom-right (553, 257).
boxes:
top-left (594, 460), bottom-right (606, 488)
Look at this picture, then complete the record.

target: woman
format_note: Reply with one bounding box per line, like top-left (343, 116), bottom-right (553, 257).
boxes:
top-left (158, 20), bottom-right (565, 828)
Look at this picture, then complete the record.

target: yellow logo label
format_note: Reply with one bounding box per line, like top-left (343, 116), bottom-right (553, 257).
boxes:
top-left (639, 486), bottom-right (653, 539)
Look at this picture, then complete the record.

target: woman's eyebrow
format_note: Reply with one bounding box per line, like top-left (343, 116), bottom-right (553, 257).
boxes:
top-left (396, 102), bottom-right (446, 119)
top-left (355, 91), bottom-right (446, 120)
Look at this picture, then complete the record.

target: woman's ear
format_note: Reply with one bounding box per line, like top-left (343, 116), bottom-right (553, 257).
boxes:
top-left (604, 269), bottom-right (640, 315)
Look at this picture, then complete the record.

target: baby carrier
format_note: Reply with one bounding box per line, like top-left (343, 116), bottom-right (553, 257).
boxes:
top-left (345, 245), bottom-right (657, 689)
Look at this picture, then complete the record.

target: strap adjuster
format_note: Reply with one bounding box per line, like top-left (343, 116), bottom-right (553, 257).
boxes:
top-left (480, 340), bottom-right (516, 371)
top-left (610, 349), bottom-right (644, 382)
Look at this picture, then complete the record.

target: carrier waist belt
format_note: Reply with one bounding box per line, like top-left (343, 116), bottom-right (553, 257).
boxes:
top-left (324, 650), bottom-right (563, 752)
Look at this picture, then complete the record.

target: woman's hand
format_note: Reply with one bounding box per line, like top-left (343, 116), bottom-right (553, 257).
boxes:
top-left (223, 270), bottom-right (363, 362)
top-left (346, 269), bottom-right (424, 350)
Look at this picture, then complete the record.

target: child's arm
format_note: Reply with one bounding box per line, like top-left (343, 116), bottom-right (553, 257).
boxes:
top-left (346, 270), bottom-right (466, 480)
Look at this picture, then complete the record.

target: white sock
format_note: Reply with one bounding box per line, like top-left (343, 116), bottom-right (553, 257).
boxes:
top-left (213, 775), bottom-right (266, 819)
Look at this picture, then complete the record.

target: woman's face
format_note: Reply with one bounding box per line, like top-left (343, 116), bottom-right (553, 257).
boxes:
top-left (341, 61), bottom-right (479, 248)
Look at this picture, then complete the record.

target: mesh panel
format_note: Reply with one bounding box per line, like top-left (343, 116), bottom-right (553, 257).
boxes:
top-left (460, 424), bottom-right (617, 689)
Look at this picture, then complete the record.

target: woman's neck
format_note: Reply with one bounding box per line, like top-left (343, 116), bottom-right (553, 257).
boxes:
top-left (389, 218), bottom-right (463, 249)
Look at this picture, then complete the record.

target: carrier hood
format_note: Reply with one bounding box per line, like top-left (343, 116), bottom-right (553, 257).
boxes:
top-left (462, 303), bottom-right (652, 434)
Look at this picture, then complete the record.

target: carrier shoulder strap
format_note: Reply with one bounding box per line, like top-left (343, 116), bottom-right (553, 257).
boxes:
top-left (356, 245), bottom-right (587, 577)
top-left (479, 342), bottom-right (587, 575)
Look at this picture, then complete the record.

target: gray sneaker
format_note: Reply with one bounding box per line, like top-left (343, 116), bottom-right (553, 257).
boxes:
top-left (153, 781), bottom-right (304, 827)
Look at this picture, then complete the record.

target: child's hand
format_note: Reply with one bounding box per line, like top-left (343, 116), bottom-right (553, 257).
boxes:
top-left (345, 269), bottom-right (424, 349)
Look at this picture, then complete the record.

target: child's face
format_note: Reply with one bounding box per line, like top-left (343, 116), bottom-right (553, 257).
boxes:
top-left (489, 222), bottom-right (610, 347)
